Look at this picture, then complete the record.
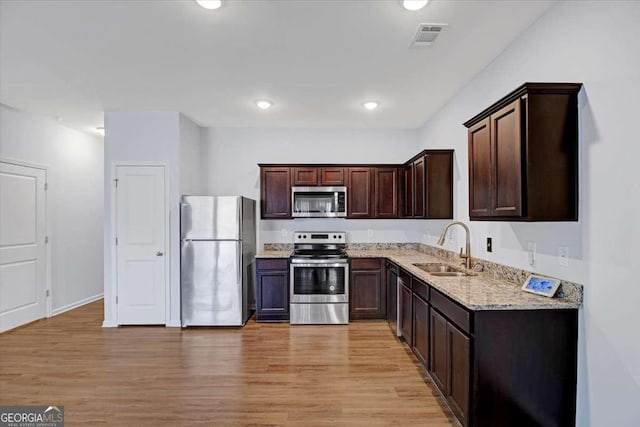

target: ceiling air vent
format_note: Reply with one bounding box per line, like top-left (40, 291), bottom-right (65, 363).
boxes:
top-left (410, 23), bottom-right (448, 47)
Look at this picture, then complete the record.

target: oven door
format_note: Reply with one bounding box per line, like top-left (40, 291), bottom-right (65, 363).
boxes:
top-left (290, 261), bottom-right (349, 304)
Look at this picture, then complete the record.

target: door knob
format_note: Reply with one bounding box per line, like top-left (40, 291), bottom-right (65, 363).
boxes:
top-left (156, 251), bottom-right (164, 256)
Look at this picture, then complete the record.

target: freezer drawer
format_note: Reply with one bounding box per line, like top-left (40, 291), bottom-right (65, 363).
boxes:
top-left (181, 240), bottom-right (244, 326)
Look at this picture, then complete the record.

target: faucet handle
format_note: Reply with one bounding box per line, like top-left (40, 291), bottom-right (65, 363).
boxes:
top-left (459, 247), bottom-right (468, 258)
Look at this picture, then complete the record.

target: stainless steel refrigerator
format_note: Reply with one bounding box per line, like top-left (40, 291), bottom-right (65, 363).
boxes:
top-left (180, 196), bottom-right (256, 327)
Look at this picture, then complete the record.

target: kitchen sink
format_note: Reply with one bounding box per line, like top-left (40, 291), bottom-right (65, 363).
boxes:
top-left (412, 263), bottom-right (473, 277)
top-left (429, 271), bottom-right (472, 277)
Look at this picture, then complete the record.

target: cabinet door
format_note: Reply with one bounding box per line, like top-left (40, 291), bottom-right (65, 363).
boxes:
top-left (256, 270), bottom-right (289, 321)
top-left (386, 263), bottom-right (398, 324)
top-left (412, 295), bottom-right (429, 368)
top-left (468, 118), bottom-right (492, 218)
top-left (400, 284), bottom-right (413, 345)
top-left (347, 167), bottom-right (373, 218)
top-left (260, 167), bottom-right (291, 219)
top-left (429, 308), bottom-right (448, 393)
top-left (320, 167), bottom-right (345, 185)
top-left (413, 157), bottom-right (426, 218)
top-left (374, 167), bottom-right (398, 218)
top-left (404, 163), bottom-right (414, 217)
top-left (425, 152), bottom-right (453, 219)
top-left (292, 167), bottom-right (319, 186)
top-left (350, 269), bottom-right (385, 319)
top-left (447, 322), bottom-right (470, 426)
top-left (491, 99), bottom-right (523, 217)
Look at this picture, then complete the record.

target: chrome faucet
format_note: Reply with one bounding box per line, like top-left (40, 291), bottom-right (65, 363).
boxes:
top-left (437, 221), bottom-right (472, 270)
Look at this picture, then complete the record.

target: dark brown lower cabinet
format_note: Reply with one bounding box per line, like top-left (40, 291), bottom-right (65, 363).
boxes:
top-left (429, 308), bottom-right (470, 426)
top-left (350, 258), bottom-right (385, 320)
top-left (429, 308), bottom-right (448, 392)
top-left (472, 310), bottom-right (578, 427)
top-left (385, 262), bottom-right (398, 324)
top-left (255, 259), bottom-right (289, 321)
top-left (447, 321), bottom-right (470, 426)
top-left (412, 294), bottom-right (429, 367)
top-left (399, 282), bottom-right (412, 345)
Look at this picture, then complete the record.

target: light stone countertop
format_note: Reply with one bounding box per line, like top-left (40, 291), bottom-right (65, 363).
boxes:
top-left (255, 250), bottom-right (292, 258)
top-left (256, 249), bottom-right (581, 311)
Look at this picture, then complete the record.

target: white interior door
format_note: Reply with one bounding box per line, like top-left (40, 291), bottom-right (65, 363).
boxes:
top-left (116, 165), bottom-right (166, 325)
top-left (0, 161), bottom-right (47, 332)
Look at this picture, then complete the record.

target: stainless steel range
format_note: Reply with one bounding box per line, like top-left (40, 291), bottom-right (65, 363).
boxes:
top-left (289, 232), bottom-right (349, 325)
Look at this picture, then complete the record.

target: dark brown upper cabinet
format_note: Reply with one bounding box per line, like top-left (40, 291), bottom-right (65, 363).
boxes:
top-left (320, 167), bottom-right (345, 185)
top-left (468, 119), bottom-right (492, 217)
top-left (347, 167), bottom-right (373, 218)
top-left (373, 167), bottom-right (399, 218)
top-left (260, 167), bottom-right (291, 219)
top-left (403, 162), bottom-right (414, 216)
top-left (403, 150), bottom-right (453, 219)
top-left (464, 82), bottom-right (582, 221)
top-left (259, 150), bottom-right (453, 220)
top-left (292, 167), bottom-right (319, 186)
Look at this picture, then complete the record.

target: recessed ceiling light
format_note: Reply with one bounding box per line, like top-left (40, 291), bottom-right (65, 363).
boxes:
top-left (196, 0), bottom-right (222, 10)
top-left (255, 100), bottom-right (273, 110)
top-left (403, 0), bottom-right (429, 11)
top-left (362, 101), bottom-right (380, 111)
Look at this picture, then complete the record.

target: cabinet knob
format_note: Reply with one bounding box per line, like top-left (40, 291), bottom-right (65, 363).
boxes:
top-left (156, 251), bottom-right (164, 256)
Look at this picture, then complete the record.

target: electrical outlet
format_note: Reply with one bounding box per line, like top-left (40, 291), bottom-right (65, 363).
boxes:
top-left (558, 246), bottom-right (569, 266)
top-left (367, 229), bottom-right (374, 238)
top-left (448, 228), bottom-right (455, 240)
top-left (527, 242), bottom-right (537, 267)
top-left (281, 229), bottom-right (288, 237)
top-left (486, 237), bottom-right (492, 253)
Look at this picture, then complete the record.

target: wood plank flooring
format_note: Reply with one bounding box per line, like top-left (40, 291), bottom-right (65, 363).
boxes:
top-left (0, 301), bottom-right (456, 426)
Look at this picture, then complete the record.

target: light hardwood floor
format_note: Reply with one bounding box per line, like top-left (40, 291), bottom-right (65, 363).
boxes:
top-left (0, 301), bottom-right (456, 426)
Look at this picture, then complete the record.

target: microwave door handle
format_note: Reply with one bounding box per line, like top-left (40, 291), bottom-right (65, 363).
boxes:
top-left (335, 192), bottom-right (338, 211)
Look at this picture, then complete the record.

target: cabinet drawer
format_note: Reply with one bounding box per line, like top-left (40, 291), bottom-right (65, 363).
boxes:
top-left (256, 258), bottom-right (288, 271)
top-left (413, 278), bottom-right (429, 302)
top-left (430, 288), bottom-right (471, 334)
top-left (351, 258), bottom-right (382, 270)
top-left (399, 269), bottom-right (412, 290)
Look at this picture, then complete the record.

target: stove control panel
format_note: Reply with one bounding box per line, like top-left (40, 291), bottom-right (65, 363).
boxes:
top-left (293, 231), bottom-right (346, 244)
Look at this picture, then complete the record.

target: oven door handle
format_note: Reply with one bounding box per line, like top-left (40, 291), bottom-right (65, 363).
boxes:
top-left (291, 263), bottom-right (349, 268)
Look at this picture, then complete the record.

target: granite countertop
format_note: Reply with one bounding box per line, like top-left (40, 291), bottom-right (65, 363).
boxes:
top-left (255, 250), bottom-right (292, 258)
top-left (256, 249), bottom-right (581, 311)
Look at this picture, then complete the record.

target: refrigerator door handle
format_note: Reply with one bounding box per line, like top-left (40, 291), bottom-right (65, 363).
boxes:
top-left (237, 244), bottom-right (242, 289)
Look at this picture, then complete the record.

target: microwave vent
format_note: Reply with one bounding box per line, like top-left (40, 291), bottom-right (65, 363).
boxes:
top-left (411, 23), bottom-right (448, 47)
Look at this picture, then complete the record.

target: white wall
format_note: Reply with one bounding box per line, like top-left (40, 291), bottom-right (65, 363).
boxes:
top-left (417, 2), bottom-right (640, 425)
top-left (0, 104), bottom-right (103, 313)
top-left (179, 113), bottom-right (206, 195)
top-left (103, 111), bottom-right (182, 327)
top-left (202, 127), bottom-right (433, 247)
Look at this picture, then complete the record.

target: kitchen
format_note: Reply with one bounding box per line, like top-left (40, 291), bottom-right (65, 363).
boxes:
top-left (1, 0), bottom-right (639, 426)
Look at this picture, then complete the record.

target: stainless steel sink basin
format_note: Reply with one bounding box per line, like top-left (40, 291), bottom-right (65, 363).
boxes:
top-left (412, 263), bottom-right (473, 277)
top-left (429, 271), bottom-right (471, 277)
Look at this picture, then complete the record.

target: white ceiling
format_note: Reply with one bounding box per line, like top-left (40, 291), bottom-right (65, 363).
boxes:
top-left (0, 0), bottom-right (555, 133)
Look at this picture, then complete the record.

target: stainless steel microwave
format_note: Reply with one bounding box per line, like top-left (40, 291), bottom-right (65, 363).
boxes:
top-left (291, 186), bottom-right (347, 218)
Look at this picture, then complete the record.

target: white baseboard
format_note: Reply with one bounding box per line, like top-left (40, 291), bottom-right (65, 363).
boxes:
top-left (166, 319), bottom-right (182, 328)
top-left (52, 293), bottom-right (103, 316)
top-left (102, 320), bottom-right (118, 328)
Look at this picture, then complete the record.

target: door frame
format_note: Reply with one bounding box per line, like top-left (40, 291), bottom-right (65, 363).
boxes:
top-left (110, 161), bottom-right (171, 325)
top-left (0, 157), bottom-right (52, 319)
